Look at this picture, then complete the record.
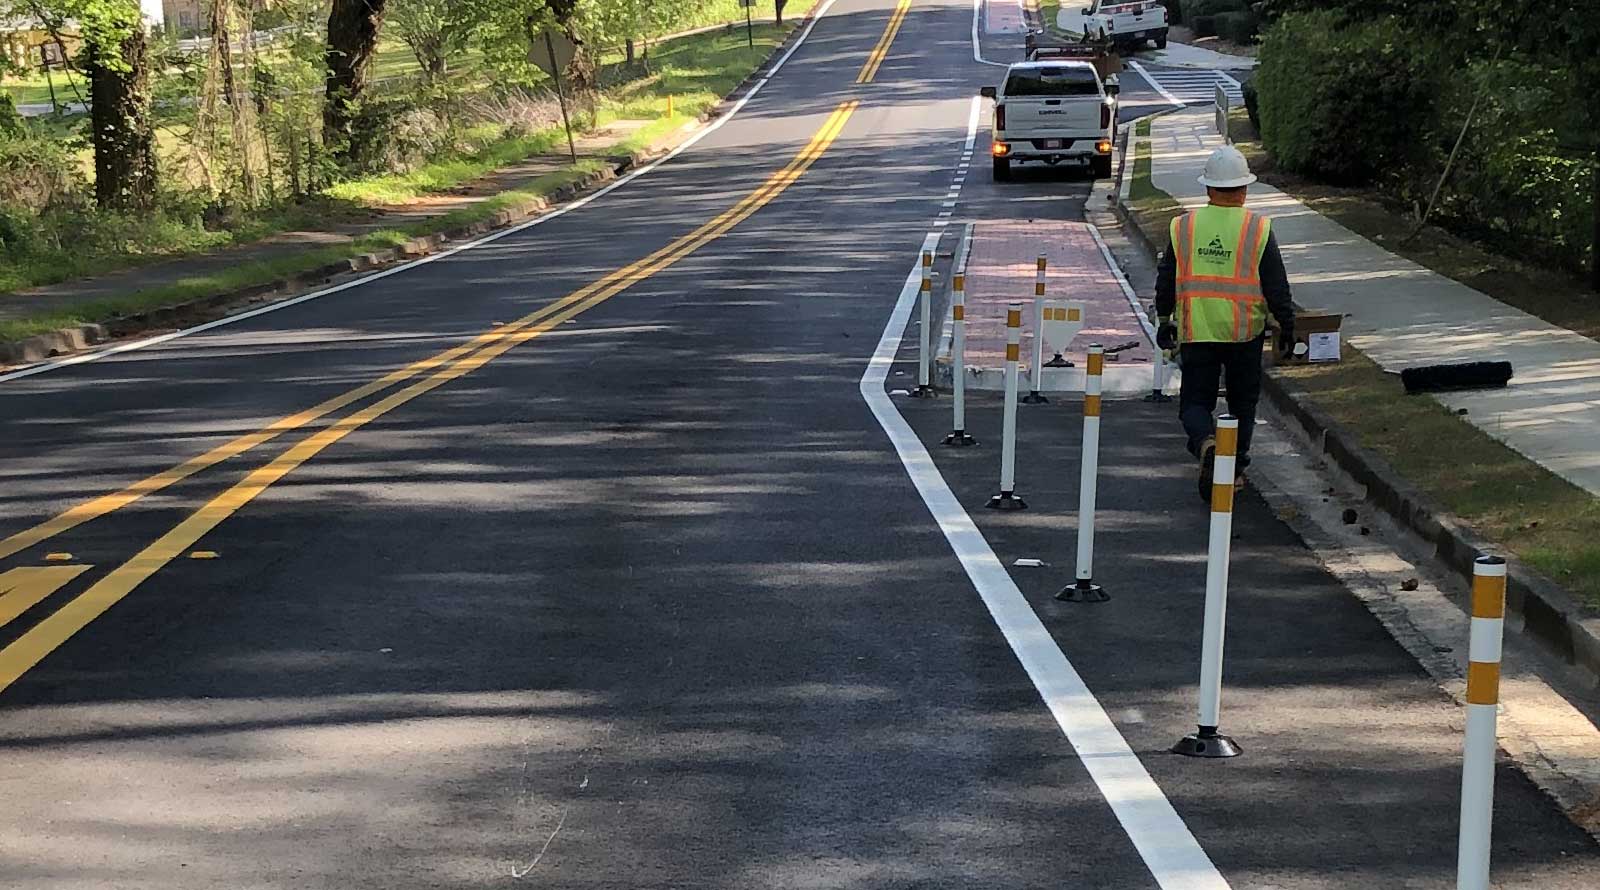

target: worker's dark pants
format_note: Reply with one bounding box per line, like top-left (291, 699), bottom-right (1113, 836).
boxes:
top-left (1179, 336), bottom-right (1265, 468)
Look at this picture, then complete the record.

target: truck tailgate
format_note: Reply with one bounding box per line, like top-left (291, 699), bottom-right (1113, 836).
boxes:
top-left (1004, 98), bottom-right (1103, 136)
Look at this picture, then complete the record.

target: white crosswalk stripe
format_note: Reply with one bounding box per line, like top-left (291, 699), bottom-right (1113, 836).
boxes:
top-left (1133, 66), bottom-right (1245, 107)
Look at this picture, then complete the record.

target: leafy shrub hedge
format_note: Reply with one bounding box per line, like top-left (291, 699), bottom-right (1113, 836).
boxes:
top-left (1181, 0), bottom-right (1244, 21)
top-left (1191, 14), bottom-right (1216, 37)
top-left (1256, 10), bottom-right (1440, 185)
top-left (1160, 0), bottom-right (1181, 24)
top-left (1256, 10), bottom-right (1595, 276)
top-left (1213, 10), bottom-right (1257, 44)
top-left (1241, 78), bottom-right (1259, 130)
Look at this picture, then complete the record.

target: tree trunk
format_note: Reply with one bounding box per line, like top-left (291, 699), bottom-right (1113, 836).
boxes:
top-left (1591, 148), bottom-right (1599, 291)
top-left (323, 0), bottom-right (388, 160)
top-left (89, 26), bottom-right (157, 210)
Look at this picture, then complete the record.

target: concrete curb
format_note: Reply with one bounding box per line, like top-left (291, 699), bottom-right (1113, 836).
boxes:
top-left (0, 7), bottom-right (822, 370)
top-left (1106, 124), bottom-right (1600, 690)
top-left (1259, 376), bottom-right (1600, 686)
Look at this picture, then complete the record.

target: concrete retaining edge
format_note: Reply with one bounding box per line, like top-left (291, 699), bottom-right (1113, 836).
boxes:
top-left (0, 6), bottom-right (817, 369)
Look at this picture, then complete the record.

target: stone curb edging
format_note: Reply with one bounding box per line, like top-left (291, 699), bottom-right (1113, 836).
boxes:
top-left (1258, 376), bottom-right (1600, 685)
top-left (0, 7), bottom-right (821, 370)
top-left (1106, 137), bottom-right (1600, 690)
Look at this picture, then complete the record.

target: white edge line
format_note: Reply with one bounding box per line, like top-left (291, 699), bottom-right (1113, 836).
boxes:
top-left (972, 0), bottom-right (1010, 67)
top-left (1216, 69), bottom-right (1243, 90)
top-left (857, 101), bottom-right (1230, 890)
top-left (1127, 60), bottom-right (1182, 109)
top-left (0, 0), bottom-right (844, 387)
top-left (1086, 224), bottom-right (1157, 345)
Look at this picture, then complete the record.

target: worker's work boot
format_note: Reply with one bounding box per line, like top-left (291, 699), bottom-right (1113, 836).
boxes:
top-left (1197, 436), bottom-right (1217, 504)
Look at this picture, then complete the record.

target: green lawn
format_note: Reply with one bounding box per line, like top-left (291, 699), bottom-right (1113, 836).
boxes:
top-left (3, 7), bottom-right (818, 340)
top-left (2, 65), bottom-right (87, 108)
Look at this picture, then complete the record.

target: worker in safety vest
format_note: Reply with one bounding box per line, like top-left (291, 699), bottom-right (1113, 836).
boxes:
top-left (1154, 146), bottom-right (1296, 501)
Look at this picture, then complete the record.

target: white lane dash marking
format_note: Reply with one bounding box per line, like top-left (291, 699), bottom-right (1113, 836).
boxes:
top-left (857, 91), bottom-right (1233, 890)
top-left (0, 0), bottom-right (849, 386)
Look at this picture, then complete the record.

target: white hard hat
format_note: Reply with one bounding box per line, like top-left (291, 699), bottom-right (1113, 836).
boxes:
top-left (1197, 145), bottom-right (1257, 188)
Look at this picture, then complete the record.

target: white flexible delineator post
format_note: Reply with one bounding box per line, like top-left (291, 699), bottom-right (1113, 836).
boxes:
top-left (1058, 345), bottom-right (1107, 602)
top-left (1458, 555), bottom-right (1507, 890)
top-left (943, 272), bottom-right (976, 447)
top-left (1175, 415), bottom-right (1241, 758)
top-left (1023, 256), bottom-right (1048, 404)
top-left (988, 303), bottom-right (1026, 510)
top-left (913, 251), bottom-right (935, 397)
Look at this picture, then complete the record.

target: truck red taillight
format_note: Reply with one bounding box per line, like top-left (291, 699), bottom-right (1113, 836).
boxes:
top-left (995, 104), bottom-right (1006, 131)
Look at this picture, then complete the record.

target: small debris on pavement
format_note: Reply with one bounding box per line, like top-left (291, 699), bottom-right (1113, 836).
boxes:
top-left (1014, 558), bottom-right (1049, 568)
top-left (1341, 508), bottom-right (1358, 524)
top-left (1400, 578), bottom-right (1420, 591)
top-left (1360, 527), bottom-right (1371, 536)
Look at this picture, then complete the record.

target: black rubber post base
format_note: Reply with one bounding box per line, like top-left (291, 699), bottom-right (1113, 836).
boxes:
top-left (987, 491), bottom-right (1027, 510)
top-left (1144, 390), bottom-right (1174, 403)
top-left (1020, 391), bottom-right (1049, 404)
top-left (910, 385), bottom-right (937, 398)
top-left (1055, 580), bottom-right (1108, 603)
top-left (1043, 354), bottom-right (1074, 368)
top-left (1172, 726), bottom-right (1241, 758)
top-left (942, 430), bottom-right (978, 447)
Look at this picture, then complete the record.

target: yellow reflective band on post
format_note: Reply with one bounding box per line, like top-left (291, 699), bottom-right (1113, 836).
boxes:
top-left (1211, 479), bottom-right (1234, 514)
top-left (1084, 394), bottom-right (1101, 417)
top-left (1036, 256), bottom-right (1047, 271)
top-left (953, 274), bottom-right (964, 291)
top-left (1087, 353), bottom-right (1104, 376)
top-left (920, 277), bottom-right (931, 292)
top-left (953, 305), bottom-right (964, 320)
top-left (1007, 309), bottom-right (1021, 326)
top-left (1472, 575), bottom-right (1506, 618)
top-left (1068, 308), bottom-right (1081, 321)
top-left (1466, 661), bottom-right (1501, 705)
top-left (1035, 283), bottom-right (1045, 296)
top-left (1005, 343), bottom-right (1020, 362)
top-left (1216, 424), bottom-right (1239, 457)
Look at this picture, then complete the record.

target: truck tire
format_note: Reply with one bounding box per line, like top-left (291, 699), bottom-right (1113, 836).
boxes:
top-left (1091, 155), bottom-right (1112, 179)
top-left (1155, 32), bottom-right (1168, 49)
top-left (993, 157), bottom-right (1012, 181)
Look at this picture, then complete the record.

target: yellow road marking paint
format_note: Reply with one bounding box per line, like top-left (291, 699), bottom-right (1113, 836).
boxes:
top-left (0, 103), bottom-right (855, 565)
top-left (44, 553), bottom-right (73, 562)
top-left (189, 551), bottom-right (219, 560)
top-left (857, 0), bottom-right (912, 83)
top-left (0, 566), bottom-right (92, 631)
top-left (0, 101), bottom-right (858, 697)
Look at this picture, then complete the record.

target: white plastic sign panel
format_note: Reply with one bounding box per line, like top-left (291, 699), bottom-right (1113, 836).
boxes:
top-left (1040, 300), bottom-right (1086, 356)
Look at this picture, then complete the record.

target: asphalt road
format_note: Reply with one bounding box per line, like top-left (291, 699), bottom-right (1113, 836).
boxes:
top-left (0, 0), bottom-right (1595, 887)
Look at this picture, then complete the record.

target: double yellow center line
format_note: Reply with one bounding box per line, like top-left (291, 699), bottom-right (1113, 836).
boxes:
top-left (0, 100), bottom-right (859, 695)
top-left (857, 0), bottom-right (912, 84)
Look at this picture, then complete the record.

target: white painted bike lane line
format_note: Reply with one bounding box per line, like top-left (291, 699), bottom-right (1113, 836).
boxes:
top-left (857, 92), bottom-right (1233, 890)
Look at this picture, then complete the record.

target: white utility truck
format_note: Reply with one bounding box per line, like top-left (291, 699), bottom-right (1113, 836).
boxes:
top-left (1079, 0), bottom-right (1168, 51)
top-left (981, 46), bottom-right (1120, 181)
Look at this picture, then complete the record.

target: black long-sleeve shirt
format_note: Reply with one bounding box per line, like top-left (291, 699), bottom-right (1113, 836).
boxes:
top-left (1155, 227), bottom-right (1295, 336)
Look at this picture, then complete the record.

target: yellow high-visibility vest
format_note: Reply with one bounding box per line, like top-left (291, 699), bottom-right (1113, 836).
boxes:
top-left (1170, 205), bottom-right (1271, 343)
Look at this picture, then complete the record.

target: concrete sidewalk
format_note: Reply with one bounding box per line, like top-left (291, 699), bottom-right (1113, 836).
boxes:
top-left (1146, 108), bottom-right (1600, 498)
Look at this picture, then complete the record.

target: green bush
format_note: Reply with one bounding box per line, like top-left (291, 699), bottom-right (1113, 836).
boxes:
top-left (1241, 78), bottom-right (1259, 130)
top-left (1214, 10), bottom-right (1258, 44)
top-left (1256, 10), bottom-right (1440, 185)
top-left (1191, 14), bottom-right (1217, 37)
top-left (1161, 0), bottom-right (1182, 24)
top-left (1182, 0), bottom-right (1245, 22)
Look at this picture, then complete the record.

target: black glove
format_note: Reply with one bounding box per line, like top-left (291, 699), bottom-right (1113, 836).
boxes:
top-left (1156, 320), bottom-right (1178, 351)
top-left (1276, 326), bottom-right (1296, 359)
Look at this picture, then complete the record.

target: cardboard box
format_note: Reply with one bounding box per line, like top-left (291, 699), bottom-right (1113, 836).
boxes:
top-left (1291, 310), bottom-right (1344, 363)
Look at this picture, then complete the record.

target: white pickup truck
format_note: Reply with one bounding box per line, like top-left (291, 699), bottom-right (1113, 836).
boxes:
top-left (1079, 0), bottom-right (1169, 51)
top-left (981, 57), bottom-right (1118, 181)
